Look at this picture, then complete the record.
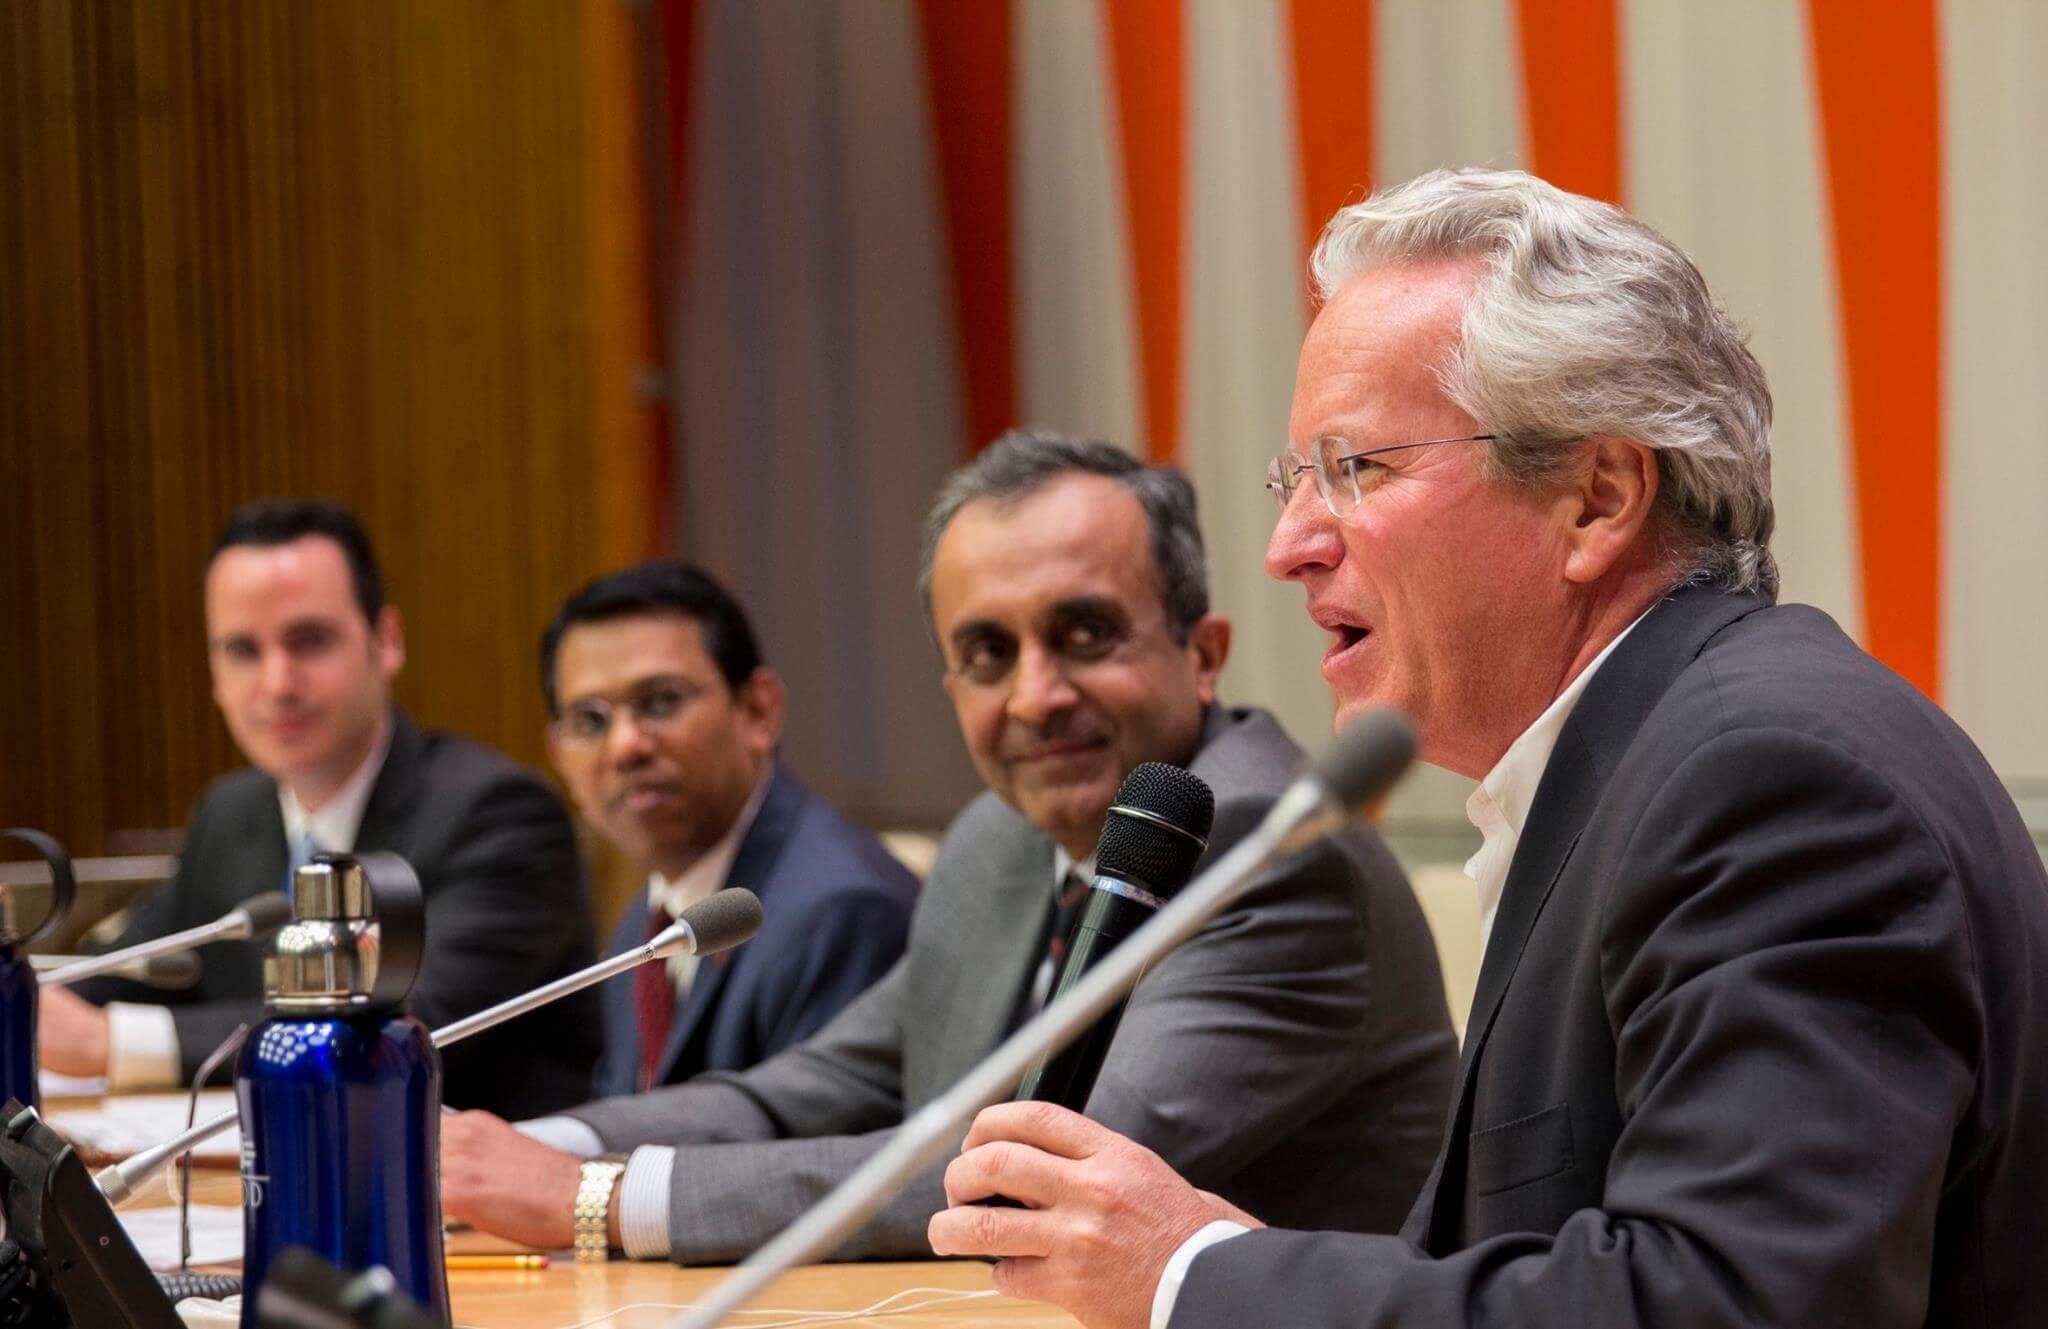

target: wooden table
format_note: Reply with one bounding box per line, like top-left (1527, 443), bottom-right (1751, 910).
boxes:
top-left (58, 1096), bottom-right (1079, 1329)
top-left (444, 1258), bottom-right (1072, 1329)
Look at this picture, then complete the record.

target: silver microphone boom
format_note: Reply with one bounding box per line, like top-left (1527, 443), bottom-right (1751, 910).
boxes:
top-left (90, 887), bottom-right (764, 1208)
top-left (29, 951), bottom-right (200, 989)
top-left (38, 892), bottom-right (293, 989)
top-left (429, 886), bottom-right (761, 1048)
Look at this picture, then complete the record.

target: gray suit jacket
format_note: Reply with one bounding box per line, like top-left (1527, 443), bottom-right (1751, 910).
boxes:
top-left (1174, 589), bottom-right (2048, 1328)
top-left (567, 705), bottom-right (1457, 1263)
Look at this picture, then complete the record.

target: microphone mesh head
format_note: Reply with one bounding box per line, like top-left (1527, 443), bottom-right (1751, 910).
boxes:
top-left (1315, 709), bottom-right (1417, 810)
top-left (679, 887), bottom-right (765, 956)
top-left (1096, 763), bottom-right (1215, 899)
top-left (238, 891), bottom-right (296, 939)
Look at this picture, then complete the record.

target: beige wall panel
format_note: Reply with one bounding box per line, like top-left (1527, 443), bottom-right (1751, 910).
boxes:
top-left (1621, 0), bottom-right (1861, 643)
top-left (1940, 0), bottom-right (2048, 778)
top-left (1182, 0), bottom-right (1333, 750)
top-left (1376, 0), bottom-right (1526, 183)
top-left (1014, 0), bottom-right (1144, 449)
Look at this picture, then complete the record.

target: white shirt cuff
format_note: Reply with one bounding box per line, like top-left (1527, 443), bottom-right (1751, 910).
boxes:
top-left (514, 1116), bottom-right (606, 1159)
top-left (617, 1146), bottom-right (676, 1261)
top-left (104, 1002), bottom-right (182, 1091)
top-left (1151, 1221), bottom-right (1250, 1329)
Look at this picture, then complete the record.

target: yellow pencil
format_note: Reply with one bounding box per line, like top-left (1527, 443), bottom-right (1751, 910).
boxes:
top-left (446, 1254), bottom-right (550, 1271)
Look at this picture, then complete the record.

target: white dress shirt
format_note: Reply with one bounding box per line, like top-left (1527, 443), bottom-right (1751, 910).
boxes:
top-left (105, 726), bottom-right (391, 1091)
top-left (517, 774), bottom-right (770, 1260)
top-left (1460, 611), bottom-right (1645, 957)
top-left (1148, 610), bottom-right (1650, 1329)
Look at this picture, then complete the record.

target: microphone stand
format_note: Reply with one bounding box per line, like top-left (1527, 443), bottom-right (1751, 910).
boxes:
top-left (666, 779), bottom-right (1342, 1328)
top-left (95, 913), bottom-right (717, 1208)
top-left (39, 908), bottom-right (268, 987)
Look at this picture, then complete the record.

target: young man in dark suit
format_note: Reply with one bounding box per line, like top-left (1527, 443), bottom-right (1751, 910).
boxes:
top-left (929, 170), bottom-right (2048, 1329)
top-left (46, 500), bottom-right (602, 1118)
top-left (533, 562), bottom-right (917, 1101)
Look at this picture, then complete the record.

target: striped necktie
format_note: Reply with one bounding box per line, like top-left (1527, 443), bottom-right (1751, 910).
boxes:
top-left (1027, 868), bottom-right (1094, 1016)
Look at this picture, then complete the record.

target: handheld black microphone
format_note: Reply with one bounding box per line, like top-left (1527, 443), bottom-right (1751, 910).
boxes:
top-left (38, 892), bottom-right (294, 989)
top-left (1015, 763), bottom-right (1215, 1109)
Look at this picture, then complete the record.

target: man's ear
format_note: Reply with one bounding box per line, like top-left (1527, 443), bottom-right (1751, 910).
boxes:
top-left (736, 666), bottom-right (787, 756)
top-left (1184, 613), bottom-right (1232, 707)
top-left (375, 605), bottom-right (407, 678)
top-left (1562, 437), bottom-right (1660, 585)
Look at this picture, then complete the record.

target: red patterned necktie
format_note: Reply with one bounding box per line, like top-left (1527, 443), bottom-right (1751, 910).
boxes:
top-left (634, 901), bottom-right (675, 1092)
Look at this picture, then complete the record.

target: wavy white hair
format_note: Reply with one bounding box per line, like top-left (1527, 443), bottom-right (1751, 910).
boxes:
top-left (1311, 168), bottom-right (1778, 598)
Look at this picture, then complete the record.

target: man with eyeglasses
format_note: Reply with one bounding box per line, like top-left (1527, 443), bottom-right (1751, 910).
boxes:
top-left (439, 433), bottom-right (1456, 1265)
top-left (929, 170), bottom-right (2048, 1329)
top-left (533, 561), bottom-right (915, 1101)
top-left (438, 561), bottom-right (918, 1251)
top-left (46, 500), bottom-right (602, 1119)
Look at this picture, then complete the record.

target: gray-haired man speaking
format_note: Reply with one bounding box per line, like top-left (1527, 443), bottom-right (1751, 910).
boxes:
top-left (931, 169), bottom-right (2048, 1329)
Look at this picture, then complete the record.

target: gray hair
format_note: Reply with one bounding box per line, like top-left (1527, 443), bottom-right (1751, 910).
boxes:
top-left (917, 429), bottom-right (1211, 643)
top-left (1311, 168), bottom-right (1778, 598)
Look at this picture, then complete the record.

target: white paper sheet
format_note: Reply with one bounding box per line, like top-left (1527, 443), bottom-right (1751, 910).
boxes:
top-left (116, 1202), bottom-right (243, 1271)
top-left (47, 1088), bottom-right (240, 1161)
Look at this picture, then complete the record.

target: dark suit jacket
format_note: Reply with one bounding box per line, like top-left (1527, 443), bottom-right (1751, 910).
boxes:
top-left (75, 709), bottom-right (602, 1119)
top-left (590, 768), bottom-right (917, 1099)
top-left (568, 705), bottom-right (1458, 1263)
top-left (1178, 586), bottom-right (2048, 1328)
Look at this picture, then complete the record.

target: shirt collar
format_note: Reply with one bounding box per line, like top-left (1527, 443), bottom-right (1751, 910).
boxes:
top-left (278, 722), bottom-right (392, 856)
top-left (648, 773), bottom-right (773, 917)
top-left (1463, 609), bottom-right (1651, 952)
top-left (1051, 846), bottom-right (1098, 902)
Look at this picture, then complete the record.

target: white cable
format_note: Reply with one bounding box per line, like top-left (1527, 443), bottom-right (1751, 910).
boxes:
top-left (450, 1286), bottom-right (999, 1329)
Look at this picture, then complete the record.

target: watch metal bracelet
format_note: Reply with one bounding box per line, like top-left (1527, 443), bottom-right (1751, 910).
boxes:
top-left (574, 1158), bottom-right (629, 1262)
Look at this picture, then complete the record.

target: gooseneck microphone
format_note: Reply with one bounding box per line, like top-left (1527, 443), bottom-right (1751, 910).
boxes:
top-left (91, 885), bottom-right (765, 1209)
top-left (38, 893), bottom-right (294, 989)
top-left (28, 951), bottom-right (201, 990)
top-left (429, 885), bottom-right (764, 1047)
top-left (1016, 763), bottom-right (1215, 1109)
top-left (666, 710), bottom-right (1419, 1329)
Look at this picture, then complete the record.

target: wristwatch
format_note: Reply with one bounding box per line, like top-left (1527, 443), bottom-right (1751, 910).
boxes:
top-left (574, 1156), bottom-right (630, 1262)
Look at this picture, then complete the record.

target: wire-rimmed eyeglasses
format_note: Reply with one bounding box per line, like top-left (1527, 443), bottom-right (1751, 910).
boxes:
top-left (551, 677), bottom-right (703, 748)
top-left (1265, 433), bottom-right (1496, 518)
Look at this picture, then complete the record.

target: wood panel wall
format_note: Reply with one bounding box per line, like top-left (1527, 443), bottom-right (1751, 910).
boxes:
top-left (0, 0), bottom-right (661, 927)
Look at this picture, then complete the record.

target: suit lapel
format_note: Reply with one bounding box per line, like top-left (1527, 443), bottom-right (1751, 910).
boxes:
top-left (241, 781), bottom-right (291, 905)
top-left (953, 822), bottom-right (1057, 1085)
top-left (1414, 585), bottom-right (1769, 1248)
top-left (352, 708), bottom-right (425, 853)
top-left (656, 770), bottom-right (797, 1081)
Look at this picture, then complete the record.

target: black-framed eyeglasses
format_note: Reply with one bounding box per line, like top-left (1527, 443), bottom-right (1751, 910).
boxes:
top-left (1265, 433), bottom-right (1496, 517)
top-left (552, 677), bottom-right (704, 747)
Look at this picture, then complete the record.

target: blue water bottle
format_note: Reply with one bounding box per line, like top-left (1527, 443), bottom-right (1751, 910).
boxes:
top-left (0, 828), bottom-right (77, 1112)
top-left (236, 851), bottom-right (447, 1328)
